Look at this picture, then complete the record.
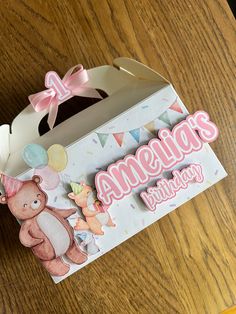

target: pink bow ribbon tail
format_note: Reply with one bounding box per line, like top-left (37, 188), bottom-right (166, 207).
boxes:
top-left (28, 88), bottom-right (59, 130)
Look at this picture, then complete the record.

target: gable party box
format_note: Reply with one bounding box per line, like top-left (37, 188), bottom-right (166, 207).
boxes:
top-left (0, 58), bottom-right (227, 283)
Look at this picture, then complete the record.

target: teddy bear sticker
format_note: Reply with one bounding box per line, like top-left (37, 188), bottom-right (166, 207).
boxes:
top-left (68, 182), bottom-right (115, 236)
top-left (0, 174), bottom-right (87, 277)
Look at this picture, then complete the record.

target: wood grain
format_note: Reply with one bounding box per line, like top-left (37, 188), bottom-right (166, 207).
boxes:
top-left (0, 1), bottom-right (235, 313)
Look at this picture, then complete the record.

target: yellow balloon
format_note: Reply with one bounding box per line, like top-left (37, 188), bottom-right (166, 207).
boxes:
top-left (47, 144), bottom-right (68, 172)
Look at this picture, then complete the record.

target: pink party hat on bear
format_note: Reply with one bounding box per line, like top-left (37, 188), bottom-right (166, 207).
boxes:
top-left (0, 174), bottom-right (24, 198)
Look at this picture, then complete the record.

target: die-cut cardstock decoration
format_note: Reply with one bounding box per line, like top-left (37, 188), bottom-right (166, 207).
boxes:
top-left (0, 174), bottom-right (87, 277)
top-left (68, 182), bottom-right (115, 236)
top-left (140, 164), bottom-right (204, 211)
top-left (74, 230), bottom-right (100, 255)
top-left (95, 111), bottom-right (218, 207)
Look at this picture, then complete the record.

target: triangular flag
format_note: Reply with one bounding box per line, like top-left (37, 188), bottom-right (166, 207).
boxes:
top-left (113, 133), bottom-right (124, 147)
top-left (169, 99), bottom-right (183, 114)
top-left (144, 121), bottom-right (156, 135)
top-left (97, 133), bottom-right (109, 147)
top-left (158, 111), bottom-right (171, 126)
top-left (129, 128), bottom-right (140, 143)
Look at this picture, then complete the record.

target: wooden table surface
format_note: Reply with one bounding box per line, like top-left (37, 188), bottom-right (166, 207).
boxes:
top-left (0, 1), bottom-right (235, 313)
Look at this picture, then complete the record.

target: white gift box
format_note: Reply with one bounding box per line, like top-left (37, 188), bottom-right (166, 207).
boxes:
top-left (0, 58), bottom-right (227, 283)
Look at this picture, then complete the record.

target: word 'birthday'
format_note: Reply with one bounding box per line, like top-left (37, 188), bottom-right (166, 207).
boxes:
top-left (95, 111), bottom-right (218, 206)
top-left (140, 164), bottom-right (204, 211)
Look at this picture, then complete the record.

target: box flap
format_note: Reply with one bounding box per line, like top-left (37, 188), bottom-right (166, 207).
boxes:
top-left (113, 57), bottom-right (169, 84)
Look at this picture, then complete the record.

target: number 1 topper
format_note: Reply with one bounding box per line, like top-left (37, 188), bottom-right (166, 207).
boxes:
top-left (28, 65), bottom-right (102, 130)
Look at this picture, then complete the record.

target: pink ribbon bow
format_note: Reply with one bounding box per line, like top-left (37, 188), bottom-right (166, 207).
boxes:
top-left (29, 64), bottom-right (102, 129)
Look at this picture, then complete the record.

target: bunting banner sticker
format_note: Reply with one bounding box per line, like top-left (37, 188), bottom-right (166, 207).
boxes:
top-left (144, 121), bottom-right (156, 136)
top-left (169, 98), bottom-right (183, 114)
top-left (129, 128), bottom-right (140, 143)
top-left (97, 133), bottom-right (109, 148)
top-left (96, 98), bottom-right (185, 148)
top-left (158, 111), bottom-right (171, 126)
top-left (113, 133), bottom-right (125, 147)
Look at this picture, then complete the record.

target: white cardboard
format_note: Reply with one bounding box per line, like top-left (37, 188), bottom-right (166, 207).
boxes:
top-left (18, 84), bottom-right (227, 283)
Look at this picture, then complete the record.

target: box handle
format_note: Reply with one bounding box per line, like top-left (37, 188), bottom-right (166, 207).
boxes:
top-left (4, 58), bottom-right (168, 169)
top-left (8, 63), bottom-right (136, 154)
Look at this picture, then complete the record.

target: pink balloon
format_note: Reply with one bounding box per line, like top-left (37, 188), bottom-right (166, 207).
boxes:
top-left (34, 165), bottom-right (60, 190)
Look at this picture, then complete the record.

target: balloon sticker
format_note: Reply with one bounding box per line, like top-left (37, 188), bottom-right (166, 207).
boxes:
top-left (34, 166), bottom-right (60, 190)
top-left (23, 144), bottom-right (48, 169)
top-left (22, 143), bottom-right (68, 190)
top-left (47, 144), bottom-right (68, 172)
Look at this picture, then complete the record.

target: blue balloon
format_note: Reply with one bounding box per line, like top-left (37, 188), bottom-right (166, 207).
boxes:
top-left (23, 144), bottom-right (48, 169)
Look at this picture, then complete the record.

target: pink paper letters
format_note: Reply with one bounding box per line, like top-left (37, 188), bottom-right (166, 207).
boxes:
top-left (95, 111), bottom-right (219, 208)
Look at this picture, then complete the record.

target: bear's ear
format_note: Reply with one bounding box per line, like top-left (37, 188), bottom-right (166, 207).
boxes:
top-left (32, 175), bottom-right (42, 184)
top-left (68, 192), bottom-right (76, 200)
top-left (0, 192), bottom-right (7, 204)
